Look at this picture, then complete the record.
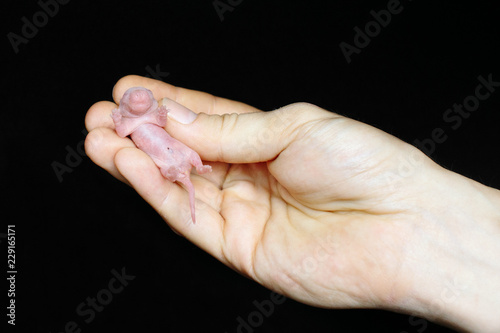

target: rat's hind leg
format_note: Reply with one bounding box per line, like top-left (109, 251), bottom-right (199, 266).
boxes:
top-left (159, 166), bottom-right (197, 223)
top-left (159, 165), bottom-right (179, 182)
top-left (190, 153), bottom-right (212, 175)
top-left (196, 164), bottom-right (212, 174)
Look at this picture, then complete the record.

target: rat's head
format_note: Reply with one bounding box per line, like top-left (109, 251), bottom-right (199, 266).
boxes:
top-left (120, 87), bottom-right (156, 115)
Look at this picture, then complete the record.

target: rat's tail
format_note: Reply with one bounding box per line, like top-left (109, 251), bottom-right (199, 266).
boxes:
top-left (180, 178), bottom-right (197, 224)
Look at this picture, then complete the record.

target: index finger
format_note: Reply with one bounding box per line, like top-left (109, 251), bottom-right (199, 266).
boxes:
top-left (112, 75), bottom-right (262, 115)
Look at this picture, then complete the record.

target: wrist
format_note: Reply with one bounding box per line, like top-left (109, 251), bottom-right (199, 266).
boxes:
top-left (392, 165), bottom-right (500, 332)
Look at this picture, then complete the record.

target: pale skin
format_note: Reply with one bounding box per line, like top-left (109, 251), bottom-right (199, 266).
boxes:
top-left (85, 75), bottom-right (500, 332)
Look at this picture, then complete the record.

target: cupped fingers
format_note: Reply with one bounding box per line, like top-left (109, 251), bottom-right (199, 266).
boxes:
top-left (85, 127), bottom-right (135, 184)
top-left (114, 148), bottom-right (227, 263)
top-left (85, 101), bottom-right (117, 131)
top-left (113, 75), bottom-right (261, 116)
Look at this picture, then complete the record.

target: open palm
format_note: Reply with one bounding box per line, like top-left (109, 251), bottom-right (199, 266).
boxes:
top-left (85, 75), bottom-right (436, 312)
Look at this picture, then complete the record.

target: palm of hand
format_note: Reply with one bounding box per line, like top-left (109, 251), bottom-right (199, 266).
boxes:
top-left (212, 112), bottom-right (423, 309)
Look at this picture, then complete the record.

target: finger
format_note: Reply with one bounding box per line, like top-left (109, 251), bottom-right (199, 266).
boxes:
top-left (189, 173), bottom-right (224, 211)
top-left (112, 75), bottom-right (261, 116)
top-left (114, 147), bottom-right (227, 263)
top-left (85, 101), bottom-right (117, 131)
top-left (85, 127), bottom-right (135, 184)
top-left (165, 102), bottom-right (339, 163)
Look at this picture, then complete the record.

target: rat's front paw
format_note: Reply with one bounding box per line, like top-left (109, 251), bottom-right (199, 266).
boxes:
top-left (158, 106), bottom-right (169, 117)
top-left (156, 106), bottom-right (168, 126)
top-left (196, 165), bottom-right (212, 174)
top-left (111, 109), bottom-right (122, 124)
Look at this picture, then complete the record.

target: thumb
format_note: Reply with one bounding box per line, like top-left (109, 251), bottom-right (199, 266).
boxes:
top-left (160, 98), bottom-right (335, 163)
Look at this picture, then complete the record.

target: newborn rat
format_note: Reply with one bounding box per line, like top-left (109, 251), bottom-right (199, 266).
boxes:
top-left (111, 87), bottom-right (211, 223)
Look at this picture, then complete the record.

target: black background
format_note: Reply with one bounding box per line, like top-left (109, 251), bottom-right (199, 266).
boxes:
top-left (3, 0), bottom-right (499, 332)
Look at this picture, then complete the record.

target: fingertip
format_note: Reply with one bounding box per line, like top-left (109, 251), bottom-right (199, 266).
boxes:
top-left (113, 75), bottom-right (178, 104)
top-left (112, 145), bottom-right (226, 264)
top-left (84, 127), bottom-right (107, 158)
top-left (112, 75), bottom-right (143, 102)
top-left (85, 101), bottom-right (117, 131)
top-left (112, 75), bottom-right (260, 116)
top-left (85, 127), bottom-right (134, 184)
top-left (114, 146), bottom-right (154, 178)
top-left (114, 147), bottom-right (173, 207)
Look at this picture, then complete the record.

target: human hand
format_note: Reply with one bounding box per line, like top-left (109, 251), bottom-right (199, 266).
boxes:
top-left (85, 76), bottom-right (500, 332)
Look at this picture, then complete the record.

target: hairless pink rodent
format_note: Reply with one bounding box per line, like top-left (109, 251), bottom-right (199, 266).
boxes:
top-left (111, 87), bottom-right (212, 223)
